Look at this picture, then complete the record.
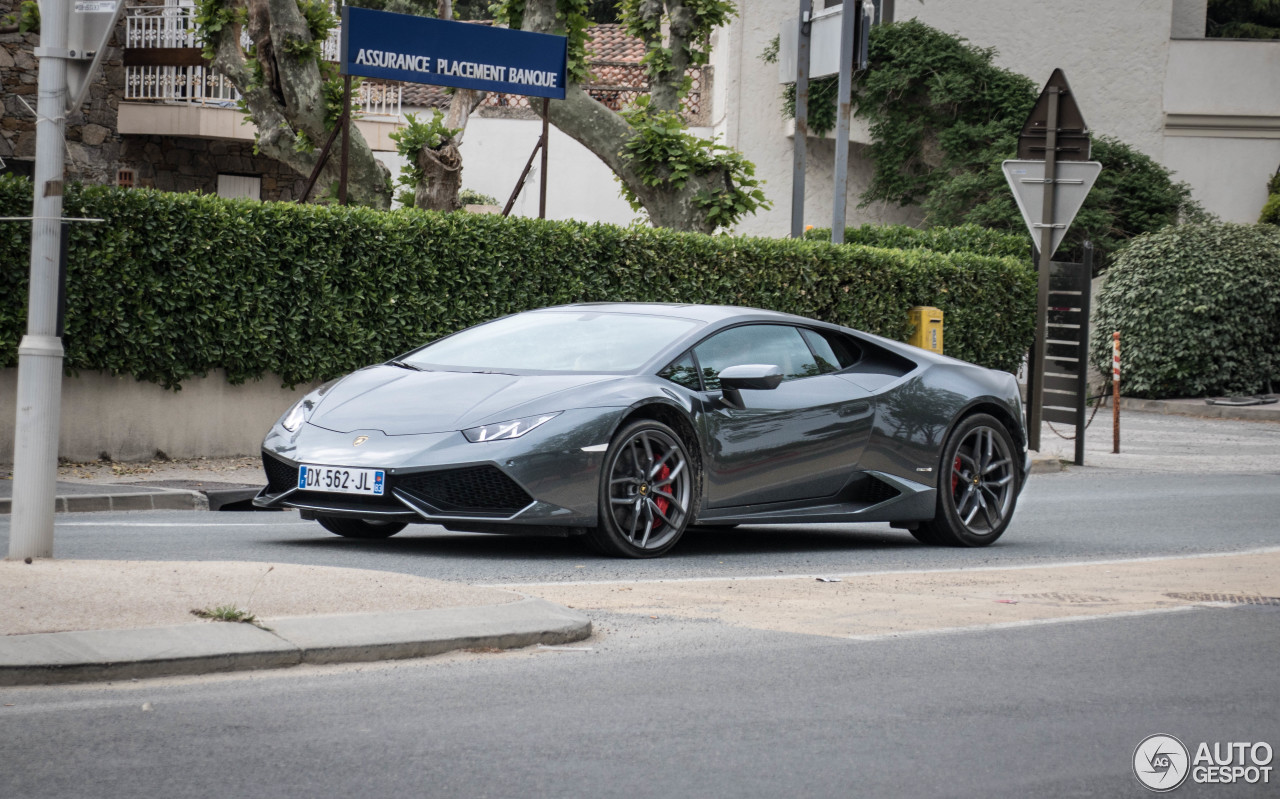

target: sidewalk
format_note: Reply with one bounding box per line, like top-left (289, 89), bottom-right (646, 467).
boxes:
top-left (1, 396), bottom-right (1275, 687)
top-left (1032, 395), bottom-right (1280, 473)
top-left (0, 560), bottom-right (591, 686)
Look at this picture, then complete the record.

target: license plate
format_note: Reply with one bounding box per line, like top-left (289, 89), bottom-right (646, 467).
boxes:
top-left (297, 465), bottom-right (385, 496)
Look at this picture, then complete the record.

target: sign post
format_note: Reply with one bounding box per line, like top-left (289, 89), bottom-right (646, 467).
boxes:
top-left (337, 8), bottom-right (566, 215)
top-left (1008, 69), bottom-right (1098, 454)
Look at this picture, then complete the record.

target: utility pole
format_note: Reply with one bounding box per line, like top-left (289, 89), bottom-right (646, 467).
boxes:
top-left (789, 0), bottom-right (812, 239)
top-left (9, 0), bottom-right (71, 560)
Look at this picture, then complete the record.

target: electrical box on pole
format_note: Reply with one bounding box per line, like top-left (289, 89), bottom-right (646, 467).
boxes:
top-left (65, 0), bottom-right (125, 112)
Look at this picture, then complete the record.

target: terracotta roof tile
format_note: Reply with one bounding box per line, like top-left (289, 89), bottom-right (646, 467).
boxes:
top-left (586, 24), bottom-right (645, 63)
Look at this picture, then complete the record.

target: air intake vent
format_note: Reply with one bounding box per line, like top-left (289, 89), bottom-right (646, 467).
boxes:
top-left (262, 453), bottom-right (297, 494)
top-left (397, 466), bottom-right (533, 513)
top-left (848, 475), bottom-right (901, 506)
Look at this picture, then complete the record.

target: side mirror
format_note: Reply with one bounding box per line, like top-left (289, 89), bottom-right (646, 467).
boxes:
top-left (719, 364), bottom-right (784, 391)
top-left (717, 364), bottom-right (783, 409)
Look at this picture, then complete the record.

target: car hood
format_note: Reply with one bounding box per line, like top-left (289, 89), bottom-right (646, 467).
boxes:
top-left (307, 365), bottom-right (616, 435)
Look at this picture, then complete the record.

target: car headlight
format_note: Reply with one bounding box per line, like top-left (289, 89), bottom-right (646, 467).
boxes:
top-left (463, 412), bottom-right (561, 443)
top-left (279, 399), bottom-right (313, 432)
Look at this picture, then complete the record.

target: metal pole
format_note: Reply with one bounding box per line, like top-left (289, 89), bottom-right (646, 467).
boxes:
top-left (830, 1), bottom-right (858, 244)
top-left (10, 0), bottom-right (71, 560)
top-left (300, 121), bottom-right (344, 203)
top-left (501, 138), bottom-right (542, 217)
top-left (1027, 86), bottom-right (1060, 452)
top-left (790, 0), bottom-right (812, 238)
top-left (1112, 331), bottom-right (1121, 453)
top-left (338, 75), bottom-right (352, 205)
top-left (538, 97), bottom-right (549, 219)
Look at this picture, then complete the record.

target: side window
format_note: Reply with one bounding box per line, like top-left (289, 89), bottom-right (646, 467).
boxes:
top-left (693, 325), bottom-right (820, 390)
top-left (658, 351), bottom-right (701, 390)
top-left (800, 328), bottom-right (862, 373)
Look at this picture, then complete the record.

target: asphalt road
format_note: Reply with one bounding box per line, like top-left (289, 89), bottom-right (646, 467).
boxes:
top-left (3, 468), bottom-right (1279, 798)
top-left (12, 470), bottom-right (1280, 584)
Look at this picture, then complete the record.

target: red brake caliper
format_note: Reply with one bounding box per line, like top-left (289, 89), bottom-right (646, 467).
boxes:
top-left (951, 456), bottom-right (962, 494)
top-left (652, 464), bottom-right (672, 528)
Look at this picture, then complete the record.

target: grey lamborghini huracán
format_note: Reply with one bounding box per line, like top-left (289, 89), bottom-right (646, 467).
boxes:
top-left (256, 304), bottom-right (1030, 558)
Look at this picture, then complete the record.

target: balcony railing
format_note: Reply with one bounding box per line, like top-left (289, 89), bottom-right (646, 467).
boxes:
top-left (123, 2), bottom-right (400, 119)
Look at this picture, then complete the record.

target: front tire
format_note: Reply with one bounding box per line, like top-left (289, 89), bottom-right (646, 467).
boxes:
top-left (586, 419), bottom-right (696, 558)
top-left (912, 413), bottom-right (1020, 547)
top-left (317, 516), bottom-right (407, 539)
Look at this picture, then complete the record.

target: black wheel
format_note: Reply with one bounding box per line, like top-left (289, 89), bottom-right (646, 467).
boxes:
top-left (587, 419), bottom-right (697, 558)
top-left (316, 516), bottom-right (407, 539)
top-left (913, 413), bottom-right (1020, 547)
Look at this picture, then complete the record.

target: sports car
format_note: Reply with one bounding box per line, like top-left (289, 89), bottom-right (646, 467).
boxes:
top-left (255, 303), bottom-right (1030, 557)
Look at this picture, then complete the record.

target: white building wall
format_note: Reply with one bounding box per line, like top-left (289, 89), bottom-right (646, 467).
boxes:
top-left (1162, 39), bottom-right (1280, 221)
top-left (716, 0), bottom-right (1277, 238)
top-left (379, 115), bottom-right (638, 226)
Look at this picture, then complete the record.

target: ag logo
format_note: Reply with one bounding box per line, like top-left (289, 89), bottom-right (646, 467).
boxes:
top-left (352, 435), bottom-right (369, 447)
top-left (1134, 734), bottom-right (1190, 792)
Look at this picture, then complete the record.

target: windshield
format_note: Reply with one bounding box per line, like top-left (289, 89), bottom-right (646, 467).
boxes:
top-left (403, 311), bottom-right (701, 373)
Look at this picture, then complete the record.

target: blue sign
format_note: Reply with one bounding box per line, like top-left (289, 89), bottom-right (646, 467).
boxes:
top-left (340, 7), bottom-right (567, 100)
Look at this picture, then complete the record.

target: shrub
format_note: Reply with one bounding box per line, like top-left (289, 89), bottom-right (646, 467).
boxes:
top-left (0, 175), bottom-right (1035, 388)
top-left (805, 224), bottom-right (1028, 259)
top-left (1091, 223), bottom-right (1280, 398)
top-left (459, 188), bottom-right (500, 207)
top-left (1260, 193), bottom-right (1280, 226)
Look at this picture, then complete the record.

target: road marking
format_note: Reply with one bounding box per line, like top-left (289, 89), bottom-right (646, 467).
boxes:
top-left (481, 545), bottom-right (1280, 588)
top-left (844, 605), bottom-right (1202, 642)
top-left (52, 521), bottom-right (314, 527)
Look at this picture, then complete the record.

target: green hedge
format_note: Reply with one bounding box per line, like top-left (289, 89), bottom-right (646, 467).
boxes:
top-left (0, 176), bottom-right (1035, 389)
top-left (1091, 223), bottom-right (1280, 398)
top-left (804, 223), bottom-right (1028, 259)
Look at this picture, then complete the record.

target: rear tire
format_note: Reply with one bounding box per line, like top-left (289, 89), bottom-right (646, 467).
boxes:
top-left (913, 413), bottom-right (1020, 547)
top-left (317, 516), bottom-right (407, 539)
top-left (586, 419), bottom-right (697, 558)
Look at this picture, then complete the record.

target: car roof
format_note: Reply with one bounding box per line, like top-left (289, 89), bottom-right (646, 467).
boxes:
top-left (533, 302), bottom-right (805, 325)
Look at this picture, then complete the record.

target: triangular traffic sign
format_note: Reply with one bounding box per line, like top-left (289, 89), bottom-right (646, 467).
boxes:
top-left (1018, 68), bottom-right (1091, 162)
top-left (1002, 159), bottom-right (1102, 257)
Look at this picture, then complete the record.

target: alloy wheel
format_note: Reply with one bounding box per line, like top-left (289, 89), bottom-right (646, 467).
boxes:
top-left (605, 427), bottom-right (692, 551)
top-left (946, 425), bottom-right (1016, 536)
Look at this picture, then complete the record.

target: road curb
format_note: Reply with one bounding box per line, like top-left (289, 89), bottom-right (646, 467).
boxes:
top-left (0, 489), bottom-right (208, 515)
top-left (0, 597), bottom-right (591, 686)
top-left (1117, 396), bottom-right (1280, 422)
top-left (1029, 456), bottom-right (1065, 474)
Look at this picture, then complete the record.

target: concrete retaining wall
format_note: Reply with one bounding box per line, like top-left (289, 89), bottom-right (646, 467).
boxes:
top-left (0, 369), bottom-right (317, 463)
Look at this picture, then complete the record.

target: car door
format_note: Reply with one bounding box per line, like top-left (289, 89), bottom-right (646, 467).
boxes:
top-left (690, 324), bottom-right (875, 508)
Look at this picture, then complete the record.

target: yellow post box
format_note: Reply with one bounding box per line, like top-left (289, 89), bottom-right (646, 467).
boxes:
top-left (908, 306), bottom-right (943, 354)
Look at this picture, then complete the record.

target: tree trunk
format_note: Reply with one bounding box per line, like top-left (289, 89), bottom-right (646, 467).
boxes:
top-left (516, 0), bottom-right (724, 233)
top-left (415, 143), bottom-right (463, 211)
top-left (205, 0), bottom-right (391, 208)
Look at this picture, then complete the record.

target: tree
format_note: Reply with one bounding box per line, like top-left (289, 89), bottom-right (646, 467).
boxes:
top-left (356, 0), bottom-right (486, 211)
top-left (196, 0), bottom-right (392, 207)
top-left (924, 135), bottom-right (1204, 269)
top-left (1206, 0), bottom-right (1280, 38)
top-left (494, 0), bottom-right (769, 233)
